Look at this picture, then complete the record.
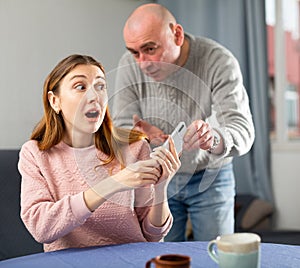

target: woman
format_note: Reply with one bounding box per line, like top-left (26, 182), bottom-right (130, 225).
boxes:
top-left (18, 54), bottom-right (180, 252)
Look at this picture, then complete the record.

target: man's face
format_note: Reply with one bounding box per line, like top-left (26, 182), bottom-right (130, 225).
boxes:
top-left (124, 22), bottom-right (181, 81)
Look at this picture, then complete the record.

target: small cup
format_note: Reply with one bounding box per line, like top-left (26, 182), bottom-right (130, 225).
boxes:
top-left (145, 254), bottom-right (191, 268)
top-left (207, 232), bottom-right (261, 268)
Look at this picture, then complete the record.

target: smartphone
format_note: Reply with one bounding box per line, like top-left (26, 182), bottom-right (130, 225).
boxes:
top-left (162, 121), bottom-right (187, 154)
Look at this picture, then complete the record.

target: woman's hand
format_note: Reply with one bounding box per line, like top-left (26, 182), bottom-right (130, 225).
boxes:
top-left (150, 137), bottom-right (181, 189)
top-left (86, 158), bottom-right (162, 212)
top-left (86, 138), bottom-right (180, 212)
top-left (146, 137), bottom-right (181, 226)
top-left (111, 159), bottom-right (161, 191)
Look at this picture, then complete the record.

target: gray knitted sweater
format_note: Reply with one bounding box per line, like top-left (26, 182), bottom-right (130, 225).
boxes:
top-left (110, 33), bottom-right (255, 174)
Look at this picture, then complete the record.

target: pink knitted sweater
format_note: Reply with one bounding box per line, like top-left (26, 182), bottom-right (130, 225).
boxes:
top-left (18, 139), bottom-right (172, 252)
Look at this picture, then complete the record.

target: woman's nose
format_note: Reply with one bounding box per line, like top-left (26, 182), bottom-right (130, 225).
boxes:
top-left (86, 86), bottom-right (99, 102)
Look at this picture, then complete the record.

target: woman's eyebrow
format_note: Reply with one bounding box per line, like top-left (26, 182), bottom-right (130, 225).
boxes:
top-left (70, 74), bottom-right (87, 80)
top-left (69, 75), bottom-right (105, 81)
top-left (95, 75), bottom-right (106, 81)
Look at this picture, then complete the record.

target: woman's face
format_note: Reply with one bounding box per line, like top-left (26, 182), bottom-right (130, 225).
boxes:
top-left (49, 64), bottom-right (108, 146)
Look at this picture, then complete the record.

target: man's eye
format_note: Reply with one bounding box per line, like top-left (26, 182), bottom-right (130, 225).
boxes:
top-left (146, 47), bottom-right (156, 54)
top-left (131, 51), bottom-right (139, 58)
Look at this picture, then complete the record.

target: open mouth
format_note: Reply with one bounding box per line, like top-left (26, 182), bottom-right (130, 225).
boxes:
top-left (85, 111), bottom-right (100, 118)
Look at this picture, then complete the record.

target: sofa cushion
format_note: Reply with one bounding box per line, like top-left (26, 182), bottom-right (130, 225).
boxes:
top-left (235, 194), bottom-right (274, 231)
top-left (0, 150), bottom-right (43, 260)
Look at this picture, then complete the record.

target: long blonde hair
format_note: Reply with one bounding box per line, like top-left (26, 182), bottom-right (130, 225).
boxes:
top-left (31, 54), bottom-right (147, 166)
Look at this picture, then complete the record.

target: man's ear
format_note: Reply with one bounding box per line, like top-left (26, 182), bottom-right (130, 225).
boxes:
top-left (48, 91), bottom-right (61, 114)
top-left (173, 24), bottom-right (184, 46)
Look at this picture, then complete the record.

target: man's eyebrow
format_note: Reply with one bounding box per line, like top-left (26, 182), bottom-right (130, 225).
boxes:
top-left (140, 42), bottom-right (157, 49)
top-left (126, 42), bottom-right (157, 52)
top-left (126, 47), bottom-right (137, 53)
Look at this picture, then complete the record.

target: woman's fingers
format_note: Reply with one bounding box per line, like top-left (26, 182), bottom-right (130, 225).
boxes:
top-left (168, 137), bottom-right (181, 164)
top-left (151, 140), bottom-right (181, 178)
top-left (152, 139), bottom-right (180, 165)
top-left (116, 141), bottom-right (181, 191)
top-left (126, 159), bottom-right (162, 184)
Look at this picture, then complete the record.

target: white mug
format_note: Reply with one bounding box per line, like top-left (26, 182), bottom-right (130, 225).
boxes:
top-left (207, 233), bottom-right (261, 268)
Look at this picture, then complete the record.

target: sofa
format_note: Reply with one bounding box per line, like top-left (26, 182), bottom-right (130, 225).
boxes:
top-left (0, 150), bottom-right (43, 260)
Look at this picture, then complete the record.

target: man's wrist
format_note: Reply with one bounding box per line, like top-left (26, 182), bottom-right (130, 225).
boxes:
top-left (208, 131), bottom-right (221, 153)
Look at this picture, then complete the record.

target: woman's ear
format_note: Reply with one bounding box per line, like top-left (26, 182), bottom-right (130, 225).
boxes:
top-left (48, 91), bottom-right (61, 114)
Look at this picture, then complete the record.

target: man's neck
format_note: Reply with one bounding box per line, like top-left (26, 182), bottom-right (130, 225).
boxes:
top-left (176, 37), bottom-right (190, 67)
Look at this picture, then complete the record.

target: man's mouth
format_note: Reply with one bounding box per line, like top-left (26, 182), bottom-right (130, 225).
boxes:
top-left (145, 71), bottom-right (159, 79)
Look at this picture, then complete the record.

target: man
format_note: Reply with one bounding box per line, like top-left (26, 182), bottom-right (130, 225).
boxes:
top-left (111, 3), bottom-right (255, 241)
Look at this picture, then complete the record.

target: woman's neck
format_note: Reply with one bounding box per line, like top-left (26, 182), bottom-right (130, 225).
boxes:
top-left (63, 132), bottom-right (94, 148)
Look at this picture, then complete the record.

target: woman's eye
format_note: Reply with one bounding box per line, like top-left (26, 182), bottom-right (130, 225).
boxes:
top-left (95, 84), bottom-right (106, 91)
top-left (75, 84), bottom-right (85, 91)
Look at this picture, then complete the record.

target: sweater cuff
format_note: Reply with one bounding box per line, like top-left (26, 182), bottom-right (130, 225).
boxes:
top-left (70, 192), bottom-right (92, 224)
top-left (142, 213), bottom-right (173, 240)
top-left (212, 127), bottom-right (233, 158)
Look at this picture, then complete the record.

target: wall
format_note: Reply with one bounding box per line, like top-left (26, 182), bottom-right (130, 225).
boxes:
top-left (271, 144), bottom-right (300, 230)
top-left (1, 0), bottom-right (300, 231)
top-left (0, 0), bottom-right (150, 149)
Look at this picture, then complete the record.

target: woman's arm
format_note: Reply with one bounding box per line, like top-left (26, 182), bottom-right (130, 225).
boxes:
top-left (84, 160), bottom-right (161, 212)
top-left (19, 144), bottom-right (92, 244)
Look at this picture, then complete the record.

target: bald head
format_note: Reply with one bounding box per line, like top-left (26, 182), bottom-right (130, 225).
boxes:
top-left (124, 4), bottom-right (176, 36)
top-left (122, 3), bottom-right (188, 80)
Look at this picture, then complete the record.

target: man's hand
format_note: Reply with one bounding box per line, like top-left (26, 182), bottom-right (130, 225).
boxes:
top-left (183, 120), bottom-right (214, 151)
top-left (133, 114), bottom-right (168, 146)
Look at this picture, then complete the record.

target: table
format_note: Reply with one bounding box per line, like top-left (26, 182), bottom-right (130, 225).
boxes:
top-left (0, 241), bottom-right (299, 268)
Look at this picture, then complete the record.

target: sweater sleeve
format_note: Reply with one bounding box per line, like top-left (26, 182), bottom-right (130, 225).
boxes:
top-left (18, 142), bottom-right (92, 244)
top-left (135, 183), bottom-right (173, 241)
top-left (206, 44), bottom-right (255, 158)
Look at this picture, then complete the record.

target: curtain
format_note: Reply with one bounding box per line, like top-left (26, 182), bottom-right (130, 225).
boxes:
top-left (156, 0), bottom-right (273, 202)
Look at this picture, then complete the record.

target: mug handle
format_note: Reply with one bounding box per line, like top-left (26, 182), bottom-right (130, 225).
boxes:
top-left (207, 240), bottom-right (219, 264)
top-left (145, 258), bottom-right (155, 268)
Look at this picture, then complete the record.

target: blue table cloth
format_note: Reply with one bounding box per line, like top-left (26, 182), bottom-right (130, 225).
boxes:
top-left (0, 241), bottom-right (299, 268)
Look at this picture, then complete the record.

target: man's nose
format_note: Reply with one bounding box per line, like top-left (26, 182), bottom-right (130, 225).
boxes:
top-left (138, 54), bottom-right (152, 70)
